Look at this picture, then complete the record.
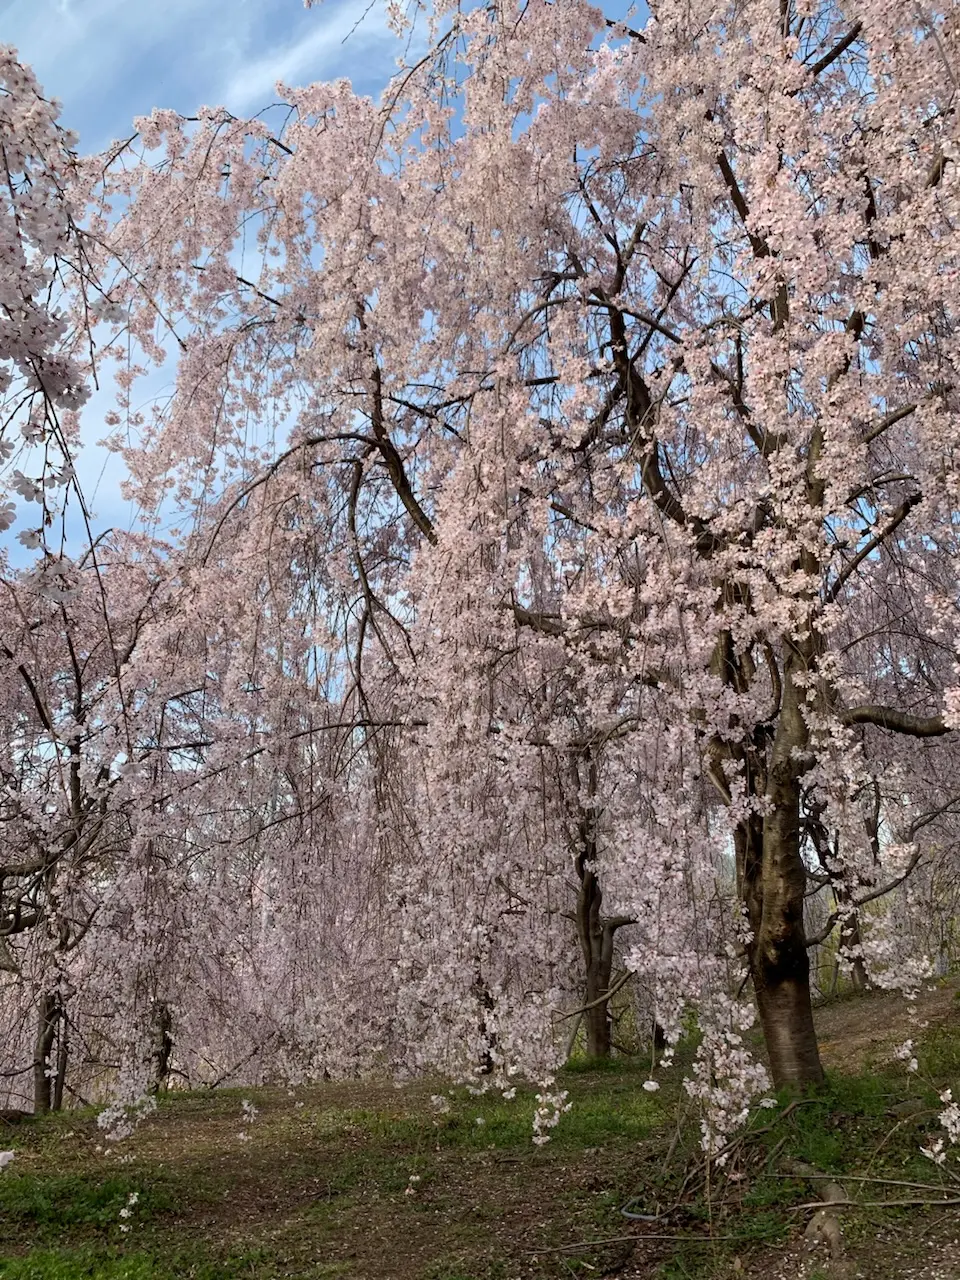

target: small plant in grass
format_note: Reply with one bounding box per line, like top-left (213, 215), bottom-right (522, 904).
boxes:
top-left (237, 1096), bottom-right (260, 1143)
top-left (919, 1088), bottom-right (960, 1171)
top-left (117, 1190), bottom-right (139, 1234)
top-left (886, 1027), bottom-right (960, 1177)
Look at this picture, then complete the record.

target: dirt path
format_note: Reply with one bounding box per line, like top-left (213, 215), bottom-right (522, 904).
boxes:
top-left (815, 981), bottom-right (959, 1074)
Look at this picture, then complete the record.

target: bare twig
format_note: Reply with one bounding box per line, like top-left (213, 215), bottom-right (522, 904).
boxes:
top-left (555, 969), bottom-right (635, 1021)
top-left (790, 1196), bottom-right (960, 1211)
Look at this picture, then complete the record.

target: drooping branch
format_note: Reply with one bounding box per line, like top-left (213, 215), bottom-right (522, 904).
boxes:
top-left (826, 492), bottom-right (923, 603)
top-left (805, 846), bottom-right (923, 948)
top-left (862, 402), bottom-right (918, 446)
top-left (510, 604), bottom-right (565, 636)
top-left (363, 314), bottom-right (437, 546)
top-left (554, 968), bottom-right (635, 1021)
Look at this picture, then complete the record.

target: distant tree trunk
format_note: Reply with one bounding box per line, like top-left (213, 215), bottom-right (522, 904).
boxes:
top-left (33, 992), bottom-right (61, 1115)
top-left (578, 865), bottom-right (613, 1059)
top-left (52, 1003), bottom-right (69, 1111)
top-left (473, 969), bottom-right (497, 1075)
top-left (836, 890), bottom-right (870, 994)
top-left (150, 1001), bottom-right (174, 1093)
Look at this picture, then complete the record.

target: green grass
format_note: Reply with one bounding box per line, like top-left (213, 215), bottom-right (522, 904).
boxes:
top-left (918, 1017), bottom-right (960, 1077)
top-left (0, 1248), bottom-right (284, 1279)
top-left (644, 1063), bottom-right (959, 1280)
top-left (1, 990), bottom-right (958, 1280)
top-left (0, 1173), bottom-right (176, 1233)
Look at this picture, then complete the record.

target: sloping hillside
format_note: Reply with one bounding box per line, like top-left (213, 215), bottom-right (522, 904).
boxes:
top-left (0, 982), bottom-right (957, 1280)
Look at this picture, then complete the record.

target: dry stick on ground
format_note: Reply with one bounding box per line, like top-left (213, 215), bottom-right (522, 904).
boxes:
top-left (767, 1173), bottom-right (957, 1192)
top-left (866, 1109), bottom-right (940, 1168)
top-left (527, 1231), bottom-right (780, 1254)
top-left (687, 1098), bottom-right (816, 1181)
top-left (664, 1092), bottom-right (695, 1166)
top-left (623, 1099), bottom-right (818, 1221)
top-left (763, 1134), bottom-right (790, 1170)
top-left (790, 1196), bottom-right (960, 1210)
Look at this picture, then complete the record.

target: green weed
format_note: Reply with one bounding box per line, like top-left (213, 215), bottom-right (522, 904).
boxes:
top-left (0, 1246), bottom-right (277, 1279)
top-left (0, 1173), bottom-right (173, 1232)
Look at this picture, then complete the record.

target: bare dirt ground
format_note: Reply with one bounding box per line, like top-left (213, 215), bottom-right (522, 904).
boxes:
top-left (815, 982), bottom-right (960, 1073)
top-left (1, 980), bottom-right (958, 1280)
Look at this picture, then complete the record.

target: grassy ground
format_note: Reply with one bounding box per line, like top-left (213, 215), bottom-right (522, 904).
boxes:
top-left (0, 983), bottom-right (958, 1280)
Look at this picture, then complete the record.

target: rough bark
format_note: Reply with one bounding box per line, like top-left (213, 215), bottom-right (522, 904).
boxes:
top-left (150, 1001), bottom-right (174, 1094)
top-left (33, 992), bottom-right (60, 1115)
top-left (571, 750), bottom-right (629, 1060)
top-left (577, 865), bottom-right (615, 1059)
top-left (750, 649), bottom-right (825, 1086)
top-left (838, 896), bottom-right (870, 994)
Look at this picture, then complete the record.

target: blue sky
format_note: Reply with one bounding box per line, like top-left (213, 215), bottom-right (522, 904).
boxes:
top-left (0, 0), bottom-right (406, 551)
top-left (2, 0), bottom-right (403, 152)
top-left (1, 0), bottom-right (639, 554)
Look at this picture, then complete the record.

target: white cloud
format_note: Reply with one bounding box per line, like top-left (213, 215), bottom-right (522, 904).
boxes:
top-left (3, 0), bottom-right (400, 151)
top-left (219, 1), bottom-right (397, 111)
top-left (0, 0), bottom-right (407, 554)
top-left (5, 0), bottom-right (212, 111)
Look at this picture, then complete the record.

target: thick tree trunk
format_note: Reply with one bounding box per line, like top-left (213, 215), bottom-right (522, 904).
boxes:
top-left (749, 650), bottom-right (825, 1087)
top-left (754, 971), bottom-right (823, 1084)
top-left (729, 630), bottom-right (824, 1087)
top-left (584, 995), bottom-right (611, 1059)
top-left (33, 992), bottom-right (60, 1115)
top-left (740, 811), bottom-right (823, 1083)
top-left (575, 870), bottom-right (636, 1059)
top-left (473, 969), bottom-right (497, 1075)
top-left (577, 865), bottom-right (613, 1059)
top-left (751, 822), bottom-right (824, 1084)
top-left (572, 750), bottom-right (616, 1060)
